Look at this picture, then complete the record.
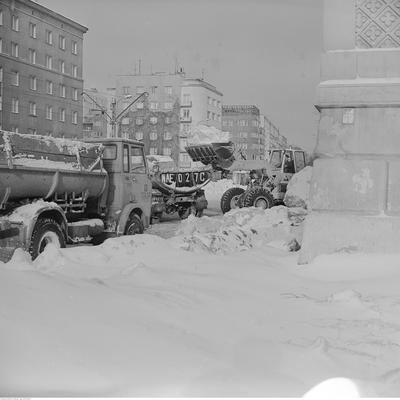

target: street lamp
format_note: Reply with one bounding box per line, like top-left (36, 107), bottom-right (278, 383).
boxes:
top-left (82, 91), bottom-right (149, 138)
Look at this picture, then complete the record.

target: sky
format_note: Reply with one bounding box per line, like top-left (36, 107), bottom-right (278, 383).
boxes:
top-left (38, 0), bottom-right (323, 151)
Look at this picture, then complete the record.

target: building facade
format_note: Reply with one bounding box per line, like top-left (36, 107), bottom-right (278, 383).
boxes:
top-left (260, 114), bottom-right (288, 153)
top-left (222, 105), bottom-right (264, 160)
top-left (179, 78), bottom-right (223, 167)
top-left (114, 71), bottom-right (185, 165)
top-left (0, 0), bottom-right (87, 137)
top-left (82, 88), bottom-right (109, 138)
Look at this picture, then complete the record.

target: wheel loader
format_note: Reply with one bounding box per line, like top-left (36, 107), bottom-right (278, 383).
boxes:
top-left (185, 141), bottom-right (307, 213)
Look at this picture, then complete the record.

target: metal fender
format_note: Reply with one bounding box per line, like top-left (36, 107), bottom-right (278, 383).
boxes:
top-left (116, 204), bottom-right (143, 235)
top-left (24, 202), bottom-right (68, 246)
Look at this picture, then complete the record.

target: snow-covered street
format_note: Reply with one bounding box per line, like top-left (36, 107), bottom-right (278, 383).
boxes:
top-left (1, 205), bottom-right (400, 397)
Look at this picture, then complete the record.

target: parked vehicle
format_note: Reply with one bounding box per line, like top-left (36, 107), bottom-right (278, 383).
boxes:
top-left (186, 142), bottom-right (308, 213)
top-left (150, 169), bottom-right (209, 220)
top-left (0, 131), bottom-right (152, 260)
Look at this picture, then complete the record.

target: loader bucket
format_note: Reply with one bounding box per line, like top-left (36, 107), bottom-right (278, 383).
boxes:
top-left (185, 142), bottom-right (235, 170)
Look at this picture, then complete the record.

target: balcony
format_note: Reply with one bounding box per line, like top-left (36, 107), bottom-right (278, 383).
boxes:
top-left (181, 101), bottom-right (192, 107)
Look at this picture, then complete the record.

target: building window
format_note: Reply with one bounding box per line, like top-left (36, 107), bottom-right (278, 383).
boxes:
top-left (0, 67), bottom-right (3, 82)
top-left (181, 123), bottom-right (191, 134)
top-left (135, 131), bottom-right (143, 140)
top-left (11, 98), bottom-right (19, 113)
top-left (46, 80), bottom-right (53, 95)
top-left (11, 15), bottom-right (19, 31)
top-left (46, 55), bottom-right (52, 69)
top-left (59, 35), bottom-right (66, 50)
top-left (11, 42), bottom-right (18, 57)
top-left (165, 116), bottom-right (171, 124)
top-left (163, 147), bottom-right (171, 156)
top-left (59, 60), bottom-right (65, 73)
top-left (72, 40), bottom-right (78, 55)
top-left (182, 109), bottom-right (190, 119)
top-left (150, 102), bottom-right (158, 110)
top-left (0, 10), bottom-right (3, 25)
top-left (207, 111), bottom-right (211, 120)
top-left (72, 111), bottom-right (78, 125)
top-left (183, 93), bottom-right (191, 105)
top-left (11, 71), bottom-right (19, 86)
top-left (136, 102), bottom-right (144, 109)
top-left (0, 38), bottom-right (2, 53)
top-left (151, 86), bottom-right (157, 95)
top-left (136, 117), bottom-right (143, 125)
top-left (29, 22), bottom-right (37, 38)
top-left (239, 120), bottom-right (248, 126)
top-left (59, 84), bottom-right (66, 98)
top-left (164, 131), bottom-right (172, 140)
top-left (72, 88), bottom-right (78, 101)
top-left (30, 76), bottom-right (37, 91)
top-left (46, 30), bottom-right (53, 45)
top-left (136, 86), bottom-right (144, 94)
top-left (239, 132), bottom-right (248, 138)
top-left (29, 102), bottom-right (37, 116)
top-left (149, 131), bottom-right (158, 141)
top-left (165, 86), bottom-right (172, 95)
top-left (149, 147), bottom-right (157, 155)
top-left (59, 108), bottom-right (65, 122)
top-left (121, 117), bottom-right (130, 125)
top-left (29, 48), bottom-right (36, 64)
top-left (46, 105), bottom-right (53, 120)
top-left (150, 116), bottom-right (158, 124)
top-left (122, 86), bottom-right (130, 95)
top-left (164, 102), bottom-right (173, 110)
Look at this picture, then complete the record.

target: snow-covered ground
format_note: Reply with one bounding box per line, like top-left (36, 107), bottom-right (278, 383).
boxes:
top-left (1, 206), bottom-right (400, 397)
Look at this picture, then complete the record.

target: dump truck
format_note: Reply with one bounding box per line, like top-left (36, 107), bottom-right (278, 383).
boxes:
top-left (0, 131), bottom-right (152, 260)
top-left (185, 141), bottom-right (307, 213)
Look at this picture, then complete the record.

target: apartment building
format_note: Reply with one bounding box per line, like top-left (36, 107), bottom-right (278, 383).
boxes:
top-left (222, 105), bottom-right (264, 160)
top-left (260, 114), bottom-right (288, 154)
top-left (179, 78), bottom-right (223, 167)
top-left (0, 0), bottom-right (87, 137)
top-left (82, 88), bottom-right (109, 138)
top-left (114, 71), bottom-right (185, 165)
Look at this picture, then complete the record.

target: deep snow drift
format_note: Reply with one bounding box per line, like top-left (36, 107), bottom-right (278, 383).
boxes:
top-left (1, 207), bottom-right (400, 397)
top-left (284, 166), bottom-right (313, 209)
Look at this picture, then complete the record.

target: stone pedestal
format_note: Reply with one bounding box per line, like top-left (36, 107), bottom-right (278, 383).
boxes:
top-left (299, 0), bottom-right (400, 263)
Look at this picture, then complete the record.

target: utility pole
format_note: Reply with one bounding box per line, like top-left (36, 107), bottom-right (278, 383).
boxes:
top-left (82, 91), bottom-right (148, 138)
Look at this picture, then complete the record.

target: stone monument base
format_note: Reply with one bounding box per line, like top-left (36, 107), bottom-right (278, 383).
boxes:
top-left (298, 213), bottom-right (400, 264)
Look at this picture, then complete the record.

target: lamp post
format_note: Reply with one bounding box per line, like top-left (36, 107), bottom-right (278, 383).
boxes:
top-left (82, 91), bottom-right (149, 138)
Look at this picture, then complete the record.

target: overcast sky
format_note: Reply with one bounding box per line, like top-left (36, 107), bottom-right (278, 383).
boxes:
top-left (38, 0), bottom-right (323, 151)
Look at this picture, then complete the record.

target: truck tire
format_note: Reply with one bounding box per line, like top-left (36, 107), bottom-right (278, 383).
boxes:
top-left (220, 187), bottom-right (245, 214)
top-left (243, 187), bottom-right (274, 210)
top-left (29, 218), bottom-right (66, 259)
top-left (125, 214), bottom-right (144, 235)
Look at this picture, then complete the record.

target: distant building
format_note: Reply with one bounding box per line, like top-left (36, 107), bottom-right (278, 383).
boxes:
top-left (179, 78), bottom-right (223, 167)
top-left (114, 72), bottom-right (223, 168)
top-left (0, 0), bottom-right (88, 137)
top-left (114, 71), bottom-right (185, 165)
top-left (260, 115), bottom-right (288, 153)
top-left (222, 105), bottom-right (264, 160)
top-left (82, 88), bottom-right (108, 138)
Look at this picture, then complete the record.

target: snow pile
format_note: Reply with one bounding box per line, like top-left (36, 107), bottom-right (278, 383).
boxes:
top-left (172, 206), bottom-right (294, 253)
top-left (187, 124), bottom-right (230, 145)
top-left (2, 222), bottom-right (400, 395)
top-left (284, 166), bottom-right (313, 209)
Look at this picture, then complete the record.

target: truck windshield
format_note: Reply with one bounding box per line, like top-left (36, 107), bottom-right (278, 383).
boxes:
top-left (131, 146), bottom-right (146, 173)
top-left (270, 150), bottom-right (282, 169)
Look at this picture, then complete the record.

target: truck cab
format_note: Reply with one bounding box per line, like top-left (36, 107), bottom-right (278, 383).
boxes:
top-left (85, 138), bottom-right (152, 235)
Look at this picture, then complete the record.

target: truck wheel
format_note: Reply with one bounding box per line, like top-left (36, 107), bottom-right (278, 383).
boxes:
top-left (125, 214), bottom-right (144, 235)
top-left (178, 207), bottom-right (190, 219)
top-left (29, 218), bottom-right (66, 259)
top-left (220, 187), bottom-right (245, 214)
top-left (243, 187), bottom-right (274, 210)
